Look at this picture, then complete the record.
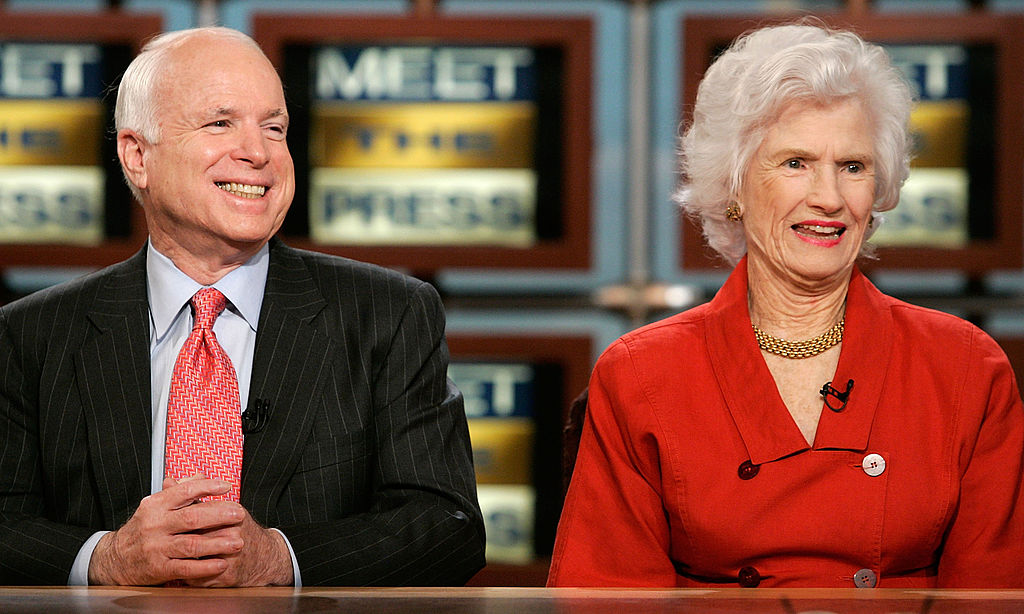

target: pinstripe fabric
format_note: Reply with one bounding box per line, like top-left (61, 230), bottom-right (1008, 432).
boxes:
top-left (0, 240), bottom-right (484, 586)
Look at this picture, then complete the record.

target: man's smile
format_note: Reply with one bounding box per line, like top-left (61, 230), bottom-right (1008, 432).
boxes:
top-left (215, 182), bottom-right (266, 199)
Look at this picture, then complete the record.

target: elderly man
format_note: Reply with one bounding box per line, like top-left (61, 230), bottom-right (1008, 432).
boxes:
top-left (0, 27), bottom-right (484, 587)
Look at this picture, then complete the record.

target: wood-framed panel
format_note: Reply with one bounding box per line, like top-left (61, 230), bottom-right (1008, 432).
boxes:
top-left (0, 11), bottom-right (162, 268)
top-left (447, 332), bottom-right (592, 586)
top-left (253, 14), bottom-right (593, 275)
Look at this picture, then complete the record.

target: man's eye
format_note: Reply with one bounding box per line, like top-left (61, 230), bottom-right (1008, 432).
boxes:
top-left (785, 159), bottom-right (802, 169)
top-left (845, 162), bottom-right (864, 173)
top-left (206, 120), bottom-right (229, 128)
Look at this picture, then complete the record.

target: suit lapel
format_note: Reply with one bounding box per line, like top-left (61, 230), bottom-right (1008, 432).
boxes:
top-left (76, 249), bottom-right (152, 526)
top-left (240, 242), bottom-right (331, 518)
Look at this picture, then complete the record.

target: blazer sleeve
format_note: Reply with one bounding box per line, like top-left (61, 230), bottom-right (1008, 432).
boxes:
top-left (547, 340), bottom-right (678, 587)
top-left (937, 329), bottom-right (1024, 587)
top-left (0, 308), bottom-right (97, 584)
top-left (279, 282), bottom-right (485, 586)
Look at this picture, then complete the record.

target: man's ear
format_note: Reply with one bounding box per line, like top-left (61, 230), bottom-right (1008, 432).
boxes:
top-left (117, 128), bottom-right (149, 191)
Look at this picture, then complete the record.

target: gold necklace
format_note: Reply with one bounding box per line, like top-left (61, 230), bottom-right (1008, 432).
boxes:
top-left (752, 317), bottom-right (844, 359)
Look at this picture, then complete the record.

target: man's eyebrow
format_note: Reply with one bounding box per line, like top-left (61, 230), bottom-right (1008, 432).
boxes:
top-left (196, 106), bottom-right (236, 121)
top-left (209, 106), bottom-right (235, 116)
top-left (197, 106), bottom-right (288, 124)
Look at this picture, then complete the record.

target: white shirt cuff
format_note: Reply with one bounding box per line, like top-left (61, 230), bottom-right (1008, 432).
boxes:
top-left (68, 531), bottom-right (110, 586)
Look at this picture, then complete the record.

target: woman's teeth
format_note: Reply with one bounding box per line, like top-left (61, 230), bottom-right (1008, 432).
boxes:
top-left (793, 224), bottom-right (845, 237)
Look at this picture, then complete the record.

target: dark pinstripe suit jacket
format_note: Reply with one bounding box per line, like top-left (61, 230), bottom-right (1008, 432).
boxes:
top-left (0, 240), bottom-right (485, 586)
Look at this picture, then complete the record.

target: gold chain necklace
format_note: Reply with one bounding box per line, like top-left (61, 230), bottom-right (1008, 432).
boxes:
top-left (753, 317), bottom-right (844, 359)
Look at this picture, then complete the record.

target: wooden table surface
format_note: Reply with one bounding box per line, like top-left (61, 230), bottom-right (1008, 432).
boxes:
top-left (2, 587), bottom-right (1024, 613)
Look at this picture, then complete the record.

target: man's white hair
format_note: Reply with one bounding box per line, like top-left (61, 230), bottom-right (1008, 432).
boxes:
top-left (114, 26), bottom-right (267, 142)
top-left (114, 27), bottom-right (270, 201)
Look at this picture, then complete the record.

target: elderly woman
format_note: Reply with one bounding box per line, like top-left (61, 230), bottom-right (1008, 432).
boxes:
top-left (547, 21), bottom-right (1024, 588)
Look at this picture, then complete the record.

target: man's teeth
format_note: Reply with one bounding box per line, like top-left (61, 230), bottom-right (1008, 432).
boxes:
top-left (216, 182), bottom-right (266, 198)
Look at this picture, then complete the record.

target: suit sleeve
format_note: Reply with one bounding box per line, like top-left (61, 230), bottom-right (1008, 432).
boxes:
top-left (937, 330), bottom-right (1024, 587)
top-left (547, 340), bottom-right (678, 587)
top-left (0, 307), bottom-right (96, 585)
top-left (280, 282), bottom-right (485, 586)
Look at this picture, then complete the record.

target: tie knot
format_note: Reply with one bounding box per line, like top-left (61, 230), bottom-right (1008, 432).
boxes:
top-left (190, 288), bottom-right (227, 330)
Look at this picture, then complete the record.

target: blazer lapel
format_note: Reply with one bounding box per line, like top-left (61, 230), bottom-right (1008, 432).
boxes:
top-left (240, 242), bottom-right (330, 519)
top-left (76, 250), bottom-right (152, 526)
top-left (706, 259), bottom-right (812, 465)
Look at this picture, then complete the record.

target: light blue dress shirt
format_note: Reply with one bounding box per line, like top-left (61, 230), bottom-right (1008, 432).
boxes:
top-left (68, 242), bottom-right (301, 587)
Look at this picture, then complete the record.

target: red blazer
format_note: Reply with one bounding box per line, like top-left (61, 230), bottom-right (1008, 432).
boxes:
top-left (548, 259), bottom-right (1024, 588)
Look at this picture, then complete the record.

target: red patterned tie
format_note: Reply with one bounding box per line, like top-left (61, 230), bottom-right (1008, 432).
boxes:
top-left (164, 288), bottom-right (243, 502)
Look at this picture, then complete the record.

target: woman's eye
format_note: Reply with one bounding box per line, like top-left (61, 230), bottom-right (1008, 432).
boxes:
top-left (845, 162), bottom-right (864, 173)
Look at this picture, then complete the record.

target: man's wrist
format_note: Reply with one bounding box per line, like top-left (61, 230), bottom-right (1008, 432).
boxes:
top-left (264, 528), bottom-right (295, 586)
top-left (88, 531), bottom-right (119, 585)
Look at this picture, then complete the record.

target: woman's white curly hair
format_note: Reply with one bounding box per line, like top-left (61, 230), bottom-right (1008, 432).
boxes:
top-left (675, 19), bottom-right (914, 265)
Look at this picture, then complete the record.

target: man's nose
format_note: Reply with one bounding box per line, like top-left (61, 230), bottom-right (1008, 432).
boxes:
top-left (233, 125), bottom-right (270, 167)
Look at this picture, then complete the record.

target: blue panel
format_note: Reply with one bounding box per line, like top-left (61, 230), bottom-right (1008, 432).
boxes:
top-left (124, 0), bottom-right (194, 32)
top-left (3, 267), bottom-right (97, 293)
top-left (649, 0), bottom-right (763, 291)
top-left (990, 0), bottom-right (1024, 10)
top-left (986, 313), bottom-right (1024, 335)
top-left (870, 271), bottom-right (967, 295)
top-left (451, 362), bottom-right (536, 419)
top-left (988, 272), bottom-right (1024, 295)
top-left (0, 43), bottom-right (103, 98)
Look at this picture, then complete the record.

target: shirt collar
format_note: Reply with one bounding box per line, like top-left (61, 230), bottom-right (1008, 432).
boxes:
top-left (146, 241), bottom-right (269, 341)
